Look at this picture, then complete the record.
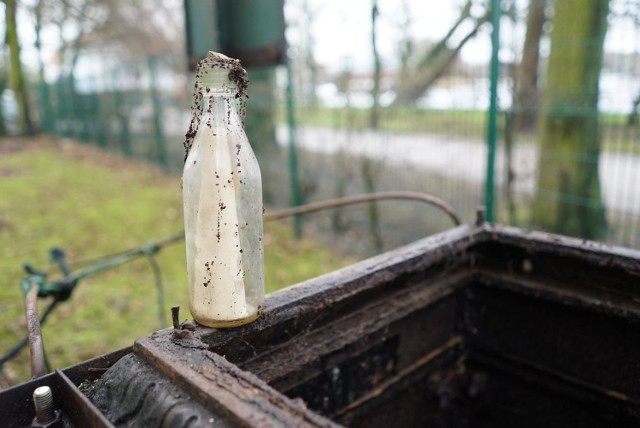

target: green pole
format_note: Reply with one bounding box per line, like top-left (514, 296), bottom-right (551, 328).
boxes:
top-left (148, 56), bottom-right (169, 170)
top-left (90, 74), bottom-right (107, 148)
top-left (286, 58), bottom-right (302, 238)
top-left (112, 70), bottom-right (132, 157)
top-left (484, 0), bottom-right (501, 223)
top-left (60, 78), bottom-right (72, 138)
top-left (39, 82), bottom-right (52, 132)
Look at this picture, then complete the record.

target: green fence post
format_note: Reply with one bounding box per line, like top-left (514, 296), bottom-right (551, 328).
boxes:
top-left (38, 82), bottom-right (52, 132)
top-left (95, 91), bottom-right (108, 149)
top-left (57, 79), bottom-right (68, 137)
top-left (88, 74), bottom-right (106, 148)
top-left (484, 0), bottom-right (501, 223)
top-left (286, 58), bottom-right (302, 238)
top-left (148, 56), bottom-right (169, 170)
top-left (112, 70), bottom-right (132, 157)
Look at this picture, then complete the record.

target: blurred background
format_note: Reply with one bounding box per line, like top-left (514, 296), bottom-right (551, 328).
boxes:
top-left (1, 0), bottom-right (639, 384)
top-left (3, 0), bottom-right (640, 251)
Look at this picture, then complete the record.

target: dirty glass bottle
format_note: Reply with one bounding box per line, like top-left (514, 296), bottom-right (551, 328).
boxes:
top-left (182, 52), bottom-right (264, 328)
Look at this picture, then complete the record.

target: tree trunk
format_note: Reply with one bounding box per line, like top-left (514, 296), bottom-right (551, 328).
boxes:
top-left (301, 0), bottom-right (318, 109)
top-left (531, 0), bottom-right (609, 240)
top-left (6, 0), bottom-right (34, 134)
top-left (514, 0), bottom-right (547, 131)
top-left (396, 0), bottom-right (413, 85)
top-left (0, 77), bottom-right (7, 136)
top-left (33, 1), bottom-right (53, 132)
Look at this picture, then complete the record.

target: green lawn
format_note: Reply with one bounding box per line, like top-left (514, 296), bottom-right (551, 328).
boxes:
top-left (0, 136), bottom-right (349, 385)
top-left (288, 106), bottom-right (488, 139)
top-left (287, 106), bottom-right (637, 153)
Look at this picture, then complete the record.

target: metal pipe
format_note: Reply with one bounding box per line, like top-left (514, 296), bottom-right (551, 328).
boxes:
top-left (24, 282), bottom-right (46, 379)
top-left (265, 191), bottom-right (462, 226)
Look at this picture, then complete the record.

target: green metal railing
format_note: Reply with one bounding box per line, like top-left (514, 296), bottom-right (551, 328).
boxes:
top-left (31, 1), bottom-right (640, 250)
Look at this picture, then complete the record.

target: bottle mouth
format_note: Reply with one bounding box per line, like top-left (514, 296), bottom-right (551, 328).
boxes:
top-left (201, 87), bottom-right (238, 97)
top-left (195, 51), bottom-right (248, 97)
top-left (198, 69), bottom-right (238, 91)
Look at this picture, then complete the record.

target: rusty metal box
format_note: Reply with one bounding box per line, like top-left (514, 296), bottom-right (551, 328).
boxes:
top-left (3, 224), bottom-right (640, 427)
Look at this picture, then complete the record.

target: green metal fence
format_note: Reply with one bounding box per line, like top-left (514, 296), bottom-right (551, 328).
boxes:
top-left (493, 0), bottom-right (640, 248)
top-left (38, 55), bottom-right (189, 174)
top-left (31, 0), bottom-right (640, 254)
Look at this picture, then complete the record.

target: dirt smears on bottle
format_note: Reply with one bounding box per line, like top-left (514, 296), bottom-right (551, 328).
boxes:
top-left (183, 52), bottom-right (249, 161)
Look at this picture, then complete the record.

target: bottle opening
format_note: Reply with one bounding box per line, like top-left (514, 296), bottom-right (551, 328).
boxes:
top-left (195, 52), bottom-right (248, 96)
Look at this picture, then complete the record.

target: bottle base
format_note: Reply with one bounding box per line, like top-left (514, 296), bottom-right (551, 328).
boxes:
top-left (192, 309), bottom-right (261, 328)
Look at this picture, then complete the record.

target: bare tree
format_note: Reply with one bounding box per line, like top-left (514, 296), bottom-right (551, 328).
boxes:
top-left (514, 0), bottom-right (548, 131)
top-left (393, 0), bottom-right (489, 105)
top-left (299, 0), bottom-right (319, 108)
top-left (4, 0), bottom-right (34, 134)
top-left (44, 0), bottom-right (111, 77)
top-left (395, 0), bottom-right (414, 85)
top-left (26, 0), bottom-right (184, 80)
top-left (95, 0), bottom-right (184, 59)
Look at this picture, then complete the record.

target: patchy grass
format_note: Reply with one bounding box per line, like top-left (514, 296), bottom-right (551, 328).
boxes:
top-left (0, 136), bottom-right (349, 385)
top-left (288, 106), bottom-right (488, 139)
top-left (287, 106), bottom-right (638, 153)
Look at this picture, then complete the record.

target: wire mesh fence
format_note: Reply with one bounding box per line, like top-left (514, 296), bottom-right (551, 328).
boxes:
top-left (28, 0), bottom-right (640, 253)
top-left (494, 0), bottom-right (640, 248)
top-left (37, 54), bottom-right (190, 174)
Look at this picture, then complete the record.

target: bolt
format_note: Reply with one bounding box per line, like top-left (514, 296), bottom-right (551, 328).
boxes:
top-left (171, 305), bottom-right (180, 329)
top-left (475, 206), bottom-right (486, 227)
top-left (33, 386), bottom-right (55, 423)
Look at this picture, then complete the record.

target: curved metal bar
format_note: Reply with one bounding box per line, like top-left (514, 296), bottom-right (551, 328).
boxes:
top-left (0, 300), bottom-right (58, 371)
top-left (24, 282), bottom-right (46, 379)
top-left (265, 191), bottom-right (462, 226)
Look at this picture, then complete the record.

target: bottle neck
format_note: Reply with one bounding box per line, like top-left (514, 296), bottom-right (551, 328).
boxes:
top-left (202, 87), bottom-right (238, 98)
top-left (199, 86), bottom-right (246, 126)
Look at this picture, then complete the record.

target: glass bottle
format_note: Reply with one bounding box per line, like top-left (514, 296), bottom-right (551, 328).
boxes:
top-left (182, 52), bottom-right (264, 328)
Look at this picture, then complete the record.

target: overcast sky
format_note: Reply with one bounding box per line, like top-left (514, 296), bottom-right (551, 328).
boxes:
top-left (284, 0), bottom-right (495, 73)
top-left (285, 0), bottom-right (640, 74)
top-left (10, 0), bottom-right (640, 80)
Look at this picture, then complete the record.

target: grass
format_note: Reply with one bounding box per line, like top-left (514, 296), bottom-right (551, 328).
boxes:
top-left (0, 136), bottom-right (350, 386)
top-left (286, 106), bottom-right (639, 154)
top-left (287, 106), bottom-right (488, 139)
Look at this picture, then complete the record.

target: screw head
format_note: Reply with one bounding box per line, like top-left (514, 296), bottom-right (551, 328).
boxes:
top-left (33, 385), bottom-right (55, 423)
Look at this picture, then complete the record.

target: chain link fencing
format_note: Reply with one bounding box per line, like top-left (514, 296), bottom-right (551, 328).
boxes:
top-left (30, 0), bottom-right (640, 256)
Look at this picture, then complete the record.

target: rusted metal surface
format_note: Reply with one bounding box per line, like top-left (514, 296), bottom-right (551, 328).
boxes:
top-left (133, 332), bottom-right (339, 427)
top-left (0, 374), bottom-right (65, 427)
top-left (3, 224), bottom-right (640, 426)
top-left (88, 354), bottom-right (231, 427)
top-left (61, 346), bottom-right (131, 386)
top-left (55, 370), bottom-right (113, 427)
top-left (467, 280), bottom-right (640, 401)
top-left (0, 348), bottom-right (131, 427)
top-left (185, 224), bottom-right (640, 426)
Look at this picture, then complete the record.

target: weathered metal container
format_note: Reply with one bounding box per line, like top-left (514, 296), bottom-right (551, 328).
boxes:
top-left (3, 224), bottom-right (640, 427)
